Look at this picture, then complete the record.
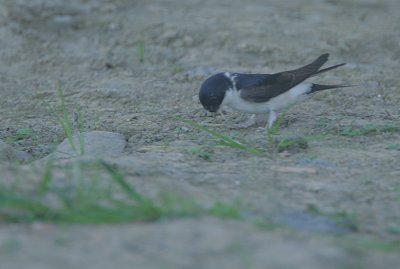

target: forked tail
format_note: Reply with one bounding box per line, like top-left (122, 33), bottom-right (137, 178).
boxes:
top-left (308, 84), bottom-right (351, 94)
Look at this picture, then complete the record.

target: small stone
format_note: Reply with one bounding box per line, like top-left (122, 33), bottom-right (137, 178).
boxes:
top-left (52, 15), bottom-right (74, 25)
top-left (278, 150), bottom-right (291, 157)
top-left (108, 23), bottom-right (119, 31)
top-left (182, 35), bottom-right (194, 46)
top-left (237, 42), bottom-right (248, 49)
top-left (31, 222), bottom-right (54, 231)
top-left (45, 131), bottom-right (126, 160)
top-left (181, 127), bottom-right (190, 132)
top-left (160, 29), bottom-right (179, 43)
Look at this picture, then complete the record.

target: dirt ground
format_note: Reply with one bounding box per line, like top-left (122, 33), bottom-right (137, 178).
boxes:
top-left (1, 0), bottom-right (400, 268)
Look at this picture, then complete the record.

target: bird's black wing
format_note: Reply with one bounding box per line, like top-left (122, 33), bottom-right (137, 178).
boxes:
top-left (239, 53), bottom-right (330, 103)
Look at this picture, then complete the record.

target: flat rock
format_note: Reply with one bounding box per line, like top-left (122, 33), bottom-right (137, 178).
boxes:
top-left (46, 131), bottom-right (126, 160)
top-left (0, 140), bottom-right (32, 163)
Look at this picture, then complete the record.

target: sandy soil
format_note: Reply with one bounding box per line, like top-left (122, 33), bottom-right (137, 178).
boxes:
top-left (1, 0), bottom-right (400, 268)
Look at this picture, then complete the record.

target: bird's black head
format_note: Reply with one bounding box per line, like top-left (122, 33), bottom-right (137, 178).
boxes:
top-left (199, 73), bottom-right (232, 112)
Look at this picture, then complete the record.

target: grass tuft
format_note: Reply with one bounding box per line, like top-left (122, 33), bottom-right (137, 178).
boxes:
top-left (186, 146), bottom-right (213, 160)
top-left (339, 123), bottom-right (400, 137)
top-left (277, 137), bottom-right (308, 153)
top-left (208, 202), bottom-right (242, 219)
top-left (49, 86), bottom-right (85, 156)
top-left (178, 117), bottom-right (263, 155)
top-left (0, 160), bottom-right (243, 224)
top-left (386, 143), bottom-right (400, 151)
top-left (55, 86), bottom-right (76, 152)
top-left (15, 128), bottom-right (33, 140)
top-left (306, 204), bottom-right (359, 232)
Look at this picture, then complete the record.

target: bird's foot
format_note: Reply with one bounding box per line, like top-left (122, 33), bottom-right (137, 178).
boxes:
top-left (233, 114), bottom-right (257, 129)
top-left (267, 110), bottom-right (278, 129)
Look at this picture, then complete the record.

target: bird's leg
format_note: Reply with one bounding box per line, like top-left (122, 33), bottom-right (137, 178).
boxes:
top-left (218, 109), bottom-right (226, 120)
top-left (234, 114), bottom-right (256, 129)
top-left (267, 110), bottom-right (277, 129)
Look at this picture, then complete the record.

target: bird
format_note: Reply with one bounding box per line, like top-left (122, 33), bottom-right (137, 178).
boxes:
top-left (198, 53), bottom-right (348, 128)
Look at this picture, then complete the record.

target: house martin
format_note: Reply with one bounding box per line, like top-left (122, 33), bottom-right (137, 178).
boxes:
top-left (199, 53), bottom-right (348, 128)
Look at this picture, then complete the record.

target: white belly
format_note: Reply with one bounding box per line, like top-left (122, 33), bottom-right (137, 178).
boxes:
top-left (222, 83), bottom-right (312, 114)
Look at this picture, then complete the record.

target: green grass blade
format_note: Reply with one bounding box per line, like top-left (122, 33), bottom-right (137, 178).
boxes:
top-left (39, 160), bottom-right (53, 194)
top-left (99, 161), bottom-right (145, 203)
top-left (178, 117), bottom-right (263, 155)
top-left (137, 41), bottom-right (145, 62)
top-left (57, 86), bottom-right (77, 153)
top-left (77, 109), bottom-right (85, 155)
top-left (268, 112), bottom-right (286, 135)
top-left (0, 189), bottom-right (54, 222)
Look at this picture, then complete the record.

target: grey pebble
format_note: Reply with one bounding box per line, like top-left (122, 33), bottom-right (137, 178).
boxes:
top-left (45, 131), bottom-right (126, 160)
